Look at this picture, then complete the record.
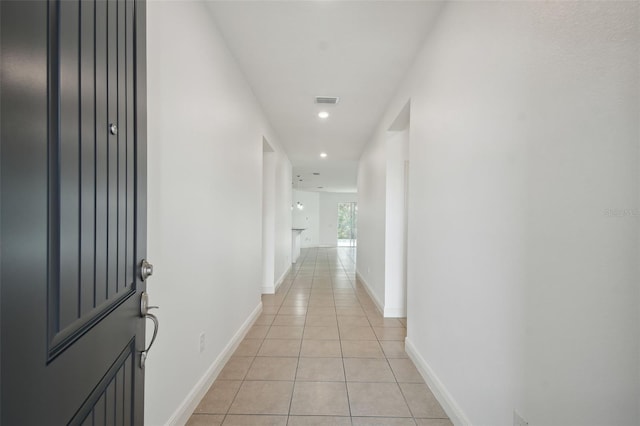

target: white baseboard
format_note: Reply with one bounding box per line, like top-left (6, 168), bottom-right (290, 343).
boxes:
top-left (274, 264), bottom-right (291, 292)
top-left (404, 337), bottom-right (472, 426)
top-left (383, 306), bottom-right (406, 318)
top-left (355, 270), bottom-right (384, 316)
top-left (166, 302), bottom-right (263, 426)
top-left (262, 265), bottom-right (292, 294)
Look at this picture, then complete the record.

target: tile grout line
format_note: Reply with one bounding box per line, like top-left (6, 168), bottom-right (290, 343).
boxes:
top-left (335, 256), bottom-right (354, 421)
top-left (284, 247), bottom-right (312, 422)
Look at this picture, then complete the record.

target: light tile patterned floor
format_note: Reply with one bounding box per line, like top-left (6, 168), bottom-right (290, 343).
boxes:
top-left (188, 248), bottom-right (452, 426)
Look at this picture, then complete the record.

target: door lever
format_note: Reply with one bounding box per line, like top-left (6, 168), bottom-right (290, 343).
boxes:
top-left (140, 291), bottom-right (159, 316)
top-left (140, 292), bottom-right (160, 368)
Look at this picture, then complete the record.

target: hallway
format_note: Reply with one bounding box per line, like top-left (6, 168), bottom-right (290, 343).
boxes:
top-left (187, 248), bottom-right (450, 426)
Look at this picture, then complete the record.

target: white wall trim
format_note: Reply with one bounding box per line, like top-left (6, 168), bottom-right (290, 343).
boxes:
top-left (262, 264), bottom-right (291, 294)
top-left (355, 270), bottom-right (384, 316)
top-left (383, 306), bottom-right (406, 318)
top-left (274, 264), bottom-right (291, 293)
top-left (405, 337), bottom-right (473, 426)
top-left (166, 302), bottom-right (263, 426)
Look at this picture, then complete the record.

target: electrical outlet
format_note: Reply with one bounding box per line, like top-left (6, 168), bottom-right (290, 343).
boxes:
top-left (199, 332), bottom-right (205, 353)
top-left (514, 411), bottom-right (528, 426)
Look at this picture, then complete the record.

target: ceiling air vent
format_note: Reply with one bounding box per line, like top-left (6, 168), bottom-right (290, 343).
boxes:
top-left (315, 96), bottom-right (339, 105)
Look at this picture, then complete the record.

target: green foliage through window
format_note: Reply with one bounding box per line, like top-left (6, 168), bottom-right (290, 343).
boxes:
top-left (337, 202), bottom-right (357, 241)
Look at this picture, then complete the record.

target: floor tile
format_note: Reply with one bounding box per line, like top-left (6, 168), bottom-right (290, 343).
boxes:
top-left (309, 296), bottom-right (334, 302)
top-left (246, 326), bottom-right (270, 340)
top-left (191, 248), bottom-right (444, 424)
top-left (296, 357), bottom-right (345, 382)
top-left (233, 339), bottom-right (262, 357)
top-left (306, 307), bottom-right (336, 316)
top-left (389, 358), bottom-right (425, 383)
top-left (399, 383), bottom-right (448, 418)
top-left (303, 326), bottom-right (340, 340)
top-left (222, 415), bottom-right (287, 425)
top-left (262, 295), bottom-right (284, 305)
top-left (262, 306), bottom-right (279, 315)
top-left (255, 314), bottom-right (276, 326)
top-left (186, 414), bottom-right (225, 426)
top-left (287, 416), bottom-right (351, 426)
top-left (339, 326), bottom-right (377, 340)
top-left (282, 300), bottom-right (309, 308)
top-left (380, 341), bottom-right (409, 358)
top-left (245, 357), bottom-right (298, 381)
top-left (194, 380), bottom-right (242, 414)
top-left (217, 358), bottom-right (254, 380)
top-left (337, 316), bottom-right (370, 327)
top-left (257, 339), bottom-right (301, 357)
top-left (336, 307), bottom-right (366, 316)
top-left (266, 326), bottom-right (304, 340)
top-left (347, 382), bottom-right (412, 417)
top-left (352, 418), bottom-right (417, 426)
top-left (368, 317), bottom-right (405, 328)
top-left (278, 307), bottom-right (307, 316)
top-left (290, 382), bottom-right (350, 416)
top-left (300, 340), bottom-right (343, 358)
top-left (305, 315), bottom-right (338, 326)
top-left (344, 358), bottom-right (395, 382)
top-left (273, 315), bottom-right (306, 326)
top-left (373, 326), bottom-right (406, 341)
top-left (414, 420), bottom-right (453, 426)
top-left (341, 340), bottom-right (384, 358)
top-left (228, 381), bottom-right (294, 415)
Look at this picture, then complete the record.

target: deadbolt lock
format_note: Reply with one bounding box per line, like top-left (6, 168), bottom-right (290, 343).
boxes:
top-left (140, 259), bottom-right (153, 281)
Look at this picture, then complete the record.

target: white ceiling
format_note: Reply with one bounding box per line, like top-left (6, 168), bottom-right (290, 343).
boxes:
top-left (207, 1), bottom-right (443, 192)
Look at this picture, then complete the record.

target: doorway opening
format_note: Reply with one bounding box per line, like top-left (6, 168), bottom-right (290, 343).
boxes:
top-left (337, 202), bottom-right (358, 247)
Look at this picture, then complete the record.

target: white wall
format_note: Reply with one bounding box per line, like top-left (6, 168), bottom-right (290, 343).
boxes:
top-left (522, 3), bottom-right (639, 425)
top-left (262, 142), bottom-right (293, 294)
top-left (273, 152), bottom-right (293, 287)
top-left (292, 190), bottom-right (320, 248)
top-left (261, 151), bottom-right (275, 293)
top-left (146, 2), bottom-right (291, 424)
top-left (358, 2), bottom-right (639, 426)
top-left (319, 192), bottom-right (358, 247)
top-left (357, 130), bottom-right (387, 311)
top-left (384, 129), bottom-right (409, 317)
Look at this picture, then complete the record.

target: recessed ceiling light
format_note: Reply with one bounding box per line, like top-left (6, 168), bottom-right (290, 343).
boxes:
top-left (313, 172), bottom-right (320, 176)
top-left (318, 111), bottom-right (329, 119)
top-left (317, 186), bottom-right (324, 189)
top-left (320, 152), bottom-right (327, 158)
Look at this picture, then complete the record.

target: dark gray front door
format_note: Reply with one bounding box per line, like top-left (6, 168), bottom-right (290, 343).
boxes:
top-left (1, 0), bottom-right (148, 424)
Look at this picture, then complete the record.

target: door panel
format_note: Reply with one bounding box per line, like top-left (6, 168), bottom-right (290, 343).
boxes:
top-left (69, 340), bottom-right (135, 426)
top-left (49, 0), bottom-right (138, 361)
top-left (0, 0), bottom-right (148, 424)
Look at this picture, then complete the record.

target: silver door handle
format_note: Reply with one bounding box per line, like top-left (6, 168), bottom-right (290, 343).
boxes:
top-left (140, 313), bottom-right (159, 369)
top-left (139, 291), bottom-right (159, 368)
